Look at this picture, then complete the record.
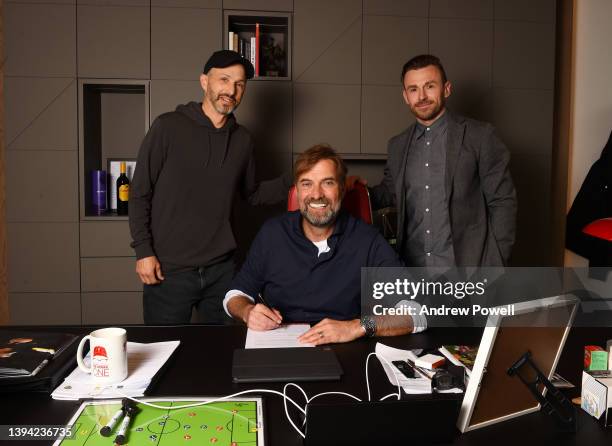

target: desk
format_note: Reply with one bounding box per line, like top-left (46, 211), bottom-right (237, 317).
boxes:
top-left (2, 325), bottom-right (612, 446)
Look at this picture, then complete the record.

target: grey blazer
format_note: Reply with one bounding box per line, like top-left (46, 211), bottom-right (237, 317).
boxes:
top-left (370, 112), bottom-right (517, 266)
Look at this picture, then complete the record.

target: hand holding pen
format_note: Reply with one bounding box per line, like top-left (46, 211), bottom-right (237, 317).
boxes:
top-left (243, 294), bottom-right (283, 331)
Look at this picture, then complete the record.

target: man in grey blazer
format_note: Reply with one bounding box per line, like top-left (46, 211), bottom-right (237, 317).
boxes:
top-left (369, 54), bottom-right (517, 267)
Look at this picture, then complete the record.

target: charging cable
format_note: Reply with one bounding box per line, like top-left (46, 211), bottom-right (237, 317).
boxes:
top-left (112, 351), bottom-right (404, 439)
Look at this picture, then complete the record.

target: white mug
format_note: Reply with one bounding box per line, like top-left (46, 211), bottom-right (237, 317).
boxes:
top-left (76, 327), bottom-right (128, 384)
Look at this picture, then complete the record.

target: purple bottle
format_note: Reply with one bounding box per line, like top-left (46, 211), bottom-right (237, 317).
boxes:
top-left (91, 170), bottom-right (107, 215)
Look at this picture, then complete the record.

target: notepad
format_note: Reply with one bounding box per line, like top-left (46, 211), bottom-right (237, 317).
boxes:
top-left (245, 324), bottom-right (313, 349)
top-left (51, 341), bottom-right (179, 400)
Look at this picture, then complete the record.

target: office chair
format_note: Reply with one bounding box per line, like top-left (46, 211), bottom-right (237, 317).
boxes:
top-left (582, 217), bottom-right (612, 242)
top-left (287, 182), bottom-right (373, 225)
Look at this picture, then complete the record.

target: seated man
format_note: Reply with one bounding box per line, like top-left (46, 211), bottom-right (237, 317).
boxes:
top-left (224, 144), bottom-right (426, 345)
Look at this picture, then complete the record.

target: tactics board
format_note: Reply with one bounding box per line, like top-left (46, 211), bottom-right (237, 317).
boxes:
top-left (53, 397), bottom-right (265, 446)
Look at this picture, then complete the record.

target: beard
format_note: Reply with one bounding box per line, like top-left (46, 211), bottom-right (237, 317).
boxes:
top-left (301, 198), bottom-right (340, 228)
top-left (207, 89), bottom-right (238, 115)
top-left (411, 96), bottom-right (445, 122)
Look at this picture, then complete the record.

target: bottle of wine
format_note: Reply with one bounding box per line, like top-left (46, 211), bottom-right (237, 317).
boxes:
top-left (117, 162), bottom-right (130, 216)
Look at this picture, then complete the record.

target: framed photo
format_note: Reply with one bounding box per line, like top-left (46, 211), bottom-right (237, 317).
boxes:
top-left (457, 295), bottom-right (578, 433)
top-left (107, 158), bottom-right (137, 211)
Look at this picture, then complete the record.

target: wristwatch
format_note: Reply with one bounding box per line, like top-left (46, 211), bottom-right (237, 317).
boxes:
top-left (360, 315), bottom-right (377, 337)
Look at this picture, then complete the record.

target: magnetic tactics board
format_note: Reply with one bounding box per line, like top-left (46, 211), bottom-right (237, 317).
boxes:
top-left (53, 397), bottom-right (265, 446)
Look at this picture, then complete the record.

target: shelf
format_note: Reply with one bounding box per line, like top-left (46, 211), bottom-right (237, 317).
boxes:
top-left (81, 214), bottom-right (129, 222)
top-left (225, 10), bottom-right (292, 80)
top-left (78, 79), bottom-right (149, 219)
top-left (293, 152), bottom-right (387, 161)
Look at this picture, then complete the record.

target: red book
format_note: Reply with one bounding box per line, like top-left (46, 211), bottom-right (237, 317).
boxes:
top-left (255, 23), bottom-right (260, 76)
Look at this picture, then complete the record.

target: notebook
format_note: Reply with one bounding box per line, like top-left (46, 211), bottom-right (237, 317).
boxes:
top-left (232, 347), bottom-right (343, 383)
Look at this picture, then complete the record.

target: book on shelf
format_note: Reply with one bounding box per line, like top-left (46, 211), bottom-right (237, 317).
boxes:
top-left (438, 345), bottom-right (478, 377)
top-left (255, 23), bottom-right (260, 76)
top-left (229, 31), bottom-right (235, 51)
top-left (228, 25), bottom-right (260, 77)
top-left (250, 36), bottom-right (257, 70)
top-left (0, 331), bottom-right (78, 378)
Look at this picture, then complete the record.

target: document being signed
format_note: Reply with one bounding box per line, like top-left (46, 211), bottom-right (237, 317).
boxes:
top-left (245, 324), bottom-right (314, 349)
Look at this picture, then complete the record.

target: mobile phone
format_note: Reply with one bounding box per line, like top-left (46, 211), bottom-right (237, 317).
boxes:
top-left (392, 360), bottom-right (415, 379)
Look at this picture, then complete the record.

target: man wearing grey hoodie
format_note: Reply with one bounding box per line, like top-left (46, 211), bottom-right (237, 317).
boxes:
top-left (129, 50), bottom-right (290, 325)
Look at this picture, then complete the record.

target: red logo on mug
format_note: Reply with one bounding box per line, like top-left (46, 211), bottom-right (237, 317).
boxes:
top-left (93, 346), bottom-right (108, 358)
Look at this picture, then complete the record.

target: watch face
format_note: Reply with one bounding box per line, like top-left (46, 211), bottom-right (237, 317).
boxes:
top-left (361, 316), bottom-right (376, 337)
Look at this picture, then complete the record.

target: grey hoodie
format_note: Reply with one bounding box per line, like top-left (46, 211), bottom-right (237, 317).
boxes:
top-left (129, 101), bottom-right (289, 273)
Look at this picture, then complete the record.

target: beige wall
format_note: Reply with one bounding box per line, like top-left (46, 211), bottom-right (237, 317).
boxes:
top-left (566, 0), bottom-right (612, 266)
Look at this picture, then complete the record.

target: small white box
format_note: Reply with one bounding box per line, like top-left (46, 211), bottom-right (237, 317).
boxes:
top-left (581, 371), bottom-right (612, 423)
top-left (415, 354), bottom-right (445, 370)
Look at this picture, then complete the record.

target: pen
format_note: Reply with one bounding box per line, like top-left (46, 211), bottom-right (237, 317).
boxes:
top-left (30, 359), bottom-right (49, 377)
top-left (257, 294), bottom-right (282, 325)
top-left (100, 406), bottom-right (125, 437)
top-left (406, 359), bottom-right (433, 380)
top-left (114, 405), bottom-right (139, 445)
top-left (258, 293), bottom-right (274, 309)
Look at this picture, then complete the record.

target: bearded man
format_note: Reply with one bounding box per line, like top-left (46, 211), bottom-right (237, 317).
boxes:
top-left (130, 50), bottom-right (290, 325)
top-left (369, 54), bottom-right (517, 267)
top-left (224, 145), bottom-right (426, 345)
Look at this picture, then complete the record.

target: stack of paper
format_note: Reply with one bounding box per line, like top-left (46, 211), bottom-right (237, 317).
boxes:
top-left (51, 341), bottom-right (179, 400)
top-left (375, 343), bottom-right (464, 395)
top-left (375, 343), bottom-right (432, 394)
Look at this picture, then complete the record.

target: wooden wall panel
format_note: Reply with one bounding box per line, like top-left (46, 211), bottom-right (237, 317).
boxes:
top-left (0, 1), bottom-right (9, 324)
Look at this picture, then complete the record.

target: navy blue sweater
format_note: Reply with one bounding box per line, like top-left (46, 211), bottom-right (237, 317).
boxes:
top-left (230, 211), bottom-right (402, 323)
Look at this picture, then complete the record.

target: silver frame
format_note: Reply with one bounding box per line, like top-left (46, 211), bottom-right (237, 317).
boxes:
top-left (457, 294), bottom-right (579, 432)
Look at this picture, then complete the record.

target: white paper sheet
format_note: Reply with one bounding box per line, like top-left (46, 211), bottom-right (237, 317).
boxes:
top-left (375, 343), bottom-right (464, 395)
top-left (245, 324), bottom-right (314, 349)
top-left (375, 342), bottom-right (431, 394)
top-left (51, 341), bottom-right (179, 400)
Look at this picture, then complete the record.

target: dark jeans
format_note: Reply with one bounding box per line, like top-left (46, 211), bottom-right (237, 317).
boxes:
top-left (143, 258), bottom-right (235, 325)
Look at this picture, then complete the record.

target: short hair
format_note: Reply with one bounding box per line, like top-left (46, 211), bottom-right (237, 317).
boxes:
top-left (294, 144), bottom-right (347, 193)
top-left (401, 54), bottom-right (448, 85)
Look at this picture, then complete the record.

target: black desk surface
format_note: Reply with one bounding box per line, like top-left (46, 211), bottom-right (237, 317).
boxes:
top-left (2, 325), bottom-right (612, 446)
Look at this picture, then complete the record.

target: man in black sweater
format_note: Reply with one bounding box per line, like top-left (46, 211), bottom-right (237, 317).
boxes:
top-left (129, 50), bottom-right (290, 325)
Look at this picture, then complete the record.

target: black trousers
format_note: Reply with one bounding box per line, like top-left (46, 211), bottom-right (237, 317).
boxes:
top-left (143, 258), bottom-right (235, 325)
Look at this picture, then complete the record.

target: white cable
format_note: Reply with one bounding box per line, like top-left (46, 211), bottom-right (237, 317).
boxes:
top-left (114, 389), bottom-right (305, 414)
top-left (376, 354), bottom-right (402, 401)
top-left (283, 382), bottom-right (309, 405)
top-left (115, 388), bottom-right (308, 439)
top-left (365, 352), bottom-right (376, 401)
top-left (308, 391), bottom-right (361, 403)
top-left (365, 352), bottom-right (402, 401)
top-left (282, 383), bottom-right (363, 429)
top-left (111, 349), bottom-right (403, 440)
top-left (282, 383), bottom-right (308, 438)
